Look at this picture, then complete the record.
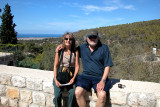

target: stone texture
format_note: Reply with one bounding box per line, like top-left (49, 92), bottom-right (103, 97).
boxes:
top-left (45, 93), bottom-right (55, 107)
top-left (0, 96), bottom-right (9, 106)
top-left (19, 101), bottom-right (29, 107)
top-left (20, 89), bottom-right (32, 103)
top-left (0, 74), bottom-right (11, 85)
top-left (91, 89), bottom-right (97, 101)
top-left (128, 93), bottom-right (156, 107)
top-left (11, 75), bottom-right (26, 88)
top-left (26, 78), bottom-right (43, 90)
top-left (110, 91), bottom-right (127, 105)
top-left (43, 81), bottom-right (54, 94)
top-left (32, 91), bottom-right (45, 106)
top-left (1, 65), bottom-right (160, 107)
top-left (9, 99), bottom-right (18, 107)
top-left (0, 85), bottom-right (6, 96)
top-left (89, 100), bottom-right (96, 107)
top-left (127, 93), bottom-right (138, 106)
top-left (29, 104), bottom-right (40, 107)
top-left (157, 99), bottom-right (160, 107)
top-left (6, 86), bottom-right (19, 99)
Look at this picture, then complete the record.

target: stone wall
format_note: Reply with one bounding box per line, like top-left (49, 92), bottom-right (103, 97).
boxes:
top-left (0, 65), bottom-right (160, 107)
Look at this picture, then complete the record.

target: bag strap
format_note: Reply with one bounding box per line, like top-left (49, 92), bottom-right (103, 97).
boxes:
top-left (58, 49), bottom-right (73, 72)
top-left (58, 50), bottom-right (64, 71)
top-left (69, 51), bottom-right (72, 70)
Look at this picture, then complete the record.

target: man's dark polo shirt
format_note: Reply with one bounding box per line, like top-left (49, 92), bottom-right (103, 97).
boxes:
top-left (77, 42), bottom-right (113, 78)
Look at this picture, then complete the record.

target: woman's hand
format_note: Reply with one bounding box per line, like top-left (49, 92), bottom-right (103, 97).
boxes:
top-left (55, 79), bottom-right (61, 87)
top-left (69, 77), bottom-right (75, 84)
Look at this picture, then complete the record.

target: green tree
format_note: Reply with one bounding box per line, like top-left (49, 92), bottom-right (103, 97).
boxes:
top-left (0, 4), bottom-right (17, 44)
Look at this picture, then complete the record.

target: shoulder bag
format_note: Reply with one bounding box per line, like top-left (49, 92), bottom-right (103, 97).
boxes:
top-left (56, 50), bottom-right (74, 84)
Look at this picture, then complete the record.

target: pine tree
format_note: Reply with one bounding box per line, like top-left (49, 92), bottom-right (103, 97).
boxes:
top-left (0, 4), bottom-right (17, 44)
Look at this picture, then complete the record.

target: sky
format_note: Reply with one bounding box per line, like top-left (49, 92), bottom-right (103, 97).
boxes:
top-left (0, 0), bottom-right (160, 34)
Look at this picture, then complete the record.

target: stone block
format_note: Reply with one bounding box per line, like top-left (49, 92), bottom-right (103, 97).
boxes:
top-left (6, 86), bottom-right (19, 99)
top-left (91, 88), bottom-right (97, 101)
top-left (0, 96), bottom-right (9, 106)
top-left (11, 75), bottom-right (26, 88)
top-left (128, 93), bottom-right (156, 107)
top-left (29, 104), bottom-right (39, 107)
top-left (9, 99), bottom-right (18, 107)
top-left (32, 91), bottom-right (45, 106)
top-left (0, 74), bottom-right (11, 85)
top-left (19, 101), bottom-right (29, 107)
top-left (43, 81), bottom-right (54, 94)
top-left (110, 91), bottom-right (127, 105)
top-left (26, 78), bottom-right (43, 90)
top-left (89, 100), bottom-right (96, 107)
top-left (20, 89), bottom-right (32, 103)
top-left (45, 93), bottom-right (55, 107)
top-left (157, 98), bottom-right (160, 107)
top-left (0, 85), bottom-right (6, 96)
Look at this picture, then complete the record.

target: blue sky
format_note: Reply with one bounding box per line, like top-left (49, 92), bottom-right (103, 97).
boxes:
top-left (0, 0), bottom-right (160, 34)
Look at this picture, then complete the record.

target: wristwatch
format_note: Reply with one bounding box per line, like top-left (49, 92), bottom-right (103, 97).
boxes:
top-left (102, 79), bottom-right (106, 83)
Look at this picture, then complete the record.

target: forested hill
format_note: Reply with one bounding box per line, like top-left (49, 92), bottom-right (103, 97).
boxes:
top-left (74, 19), bottom-right (160, 48)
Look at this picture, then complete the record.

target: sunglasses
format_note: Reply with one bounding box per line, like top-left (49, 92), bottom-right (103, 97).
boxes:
top-left (88, 35), bottom-right (97, 39)
top-left (65, 38), bottom-right (73, 41)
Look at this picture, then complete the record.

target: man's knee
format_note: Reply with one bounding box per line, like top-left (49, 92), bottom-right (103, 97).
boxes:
top-left (98, 91), bottom-right (106, 103)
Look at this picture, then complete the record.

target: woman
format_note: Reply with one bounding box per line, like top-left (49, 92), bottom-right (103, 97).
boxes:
top-left (53, 32), bottom-right (79, 107)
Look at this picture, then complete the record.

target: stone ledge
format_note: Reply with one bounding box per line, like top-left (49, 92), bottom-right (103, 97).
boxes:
top-left (0, 65), bottom-right (160, 107)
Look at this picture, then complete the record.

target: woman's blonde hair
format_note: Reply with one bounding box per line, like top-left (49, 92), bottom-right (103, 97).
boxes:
top-left (61, 32), bottom-right (76, 52)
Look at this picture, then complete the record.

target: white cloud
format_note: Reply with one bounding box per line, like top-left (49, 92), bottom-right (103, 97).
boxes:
top-left (123, 5), bottom-right (135, 10)
top-left (83, 5), bottom-right (100, 12)
top-left (83, 5), bottom-right (118, 12)
top-left (65, 0), bottom-right (136, 15)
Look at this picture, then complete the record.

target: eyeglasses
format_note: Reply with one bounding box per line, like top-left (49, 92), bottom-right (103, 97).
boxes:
top-left (65, 38), bottom-right (73, 41)
top-left (88, 35), bottom-right (97, 39)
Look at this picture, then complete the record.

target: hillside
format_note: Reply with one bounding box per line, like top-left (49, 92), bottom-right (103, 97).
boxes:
top-left (74, 19), bottom-right (160, 47)
top-left (1, 19), bottom-right (160, 83)
top-left (73, 19), bottom-right (160, 82)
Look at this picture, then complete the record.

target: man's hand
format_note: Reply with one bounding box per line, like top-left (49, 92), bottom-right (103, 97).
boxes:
top-left (96, 80), bottom-right (105, 92)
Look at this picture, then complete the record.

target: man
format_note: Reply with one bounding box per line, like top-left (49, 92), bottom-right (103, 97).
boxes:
top-left (75, 29), bottom-right (113, 107)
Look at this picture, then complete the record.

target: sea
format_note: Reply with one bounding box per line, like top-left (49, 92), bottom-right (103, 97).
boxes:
top-left (17, 34), bottom-right (62, 38)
